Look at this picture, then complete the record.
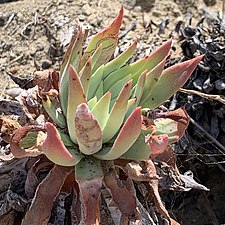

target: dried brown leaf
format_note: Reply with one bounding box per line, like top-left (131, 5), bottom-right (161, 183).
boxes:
top-left (126, 160), bottom-right (180, 225)
top-left (153, 145), bottom-right (177, 168)
top-left (102, 161), bottom-right (137, 220)
top-left (10, 125), bottom-right (45, 158)
top-left (33, 69), bottom-right (59, 91)
top-left (22, 165), bottom-right (72, 225)
top-left (0, 210), bottom-right (18, 225)
top-left (78, 178), bottom-right (102, 225)
top-left (0, 115), bottom-right (21, 143)
top-left (25, 156), bottom-right (54, 199)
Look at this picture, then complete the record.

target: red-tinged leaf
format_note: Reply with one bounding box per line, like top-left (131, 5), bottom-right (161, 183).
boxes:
top-left (140, 57), bottom-right (167, 105)
top-left (131, 39), bottom-right (172, 84)
top-left (22, 165), bottom-right (72, 225)
top-left (75, 103), bottom-right (102, 155)
top-left (102, 80), bottom-right (133, 143)
top-left (102, 161), bottom-right (137, 219)
top-left (95, 107), bottom-right (142, 160)
top-left (79, 5), bottom-right (124, 72)
top-left (42, 122), bottom-right (81, 166)
top-left (67, 64), bottom-right (87, 143)
top-left (10, 123), bottom-right (82, 166)
top-left (154, 107), bottom-right (190, 143)
top-left (76, 157), bottom-right (103, 225)
top-left (59, 26), bottom-right (83, 114)
top-left (143, 55), bottom-right (204, 109)
top-left (60, 26), bottom-right (80, 76)
top-left (147, 133), bottom-right (169, 157)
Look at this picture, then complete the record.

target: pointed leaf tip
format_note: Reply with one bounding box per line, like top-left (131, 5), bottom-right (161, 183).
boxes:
top-left (79, 5), bottom-right (124, 71)
top-left (143, 55), bottom-right (204, 109)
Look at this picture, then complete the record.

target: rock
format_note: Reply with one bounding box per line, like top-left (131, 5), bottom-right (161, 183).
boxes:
top-left (41, 59), bottom-right (53, 69)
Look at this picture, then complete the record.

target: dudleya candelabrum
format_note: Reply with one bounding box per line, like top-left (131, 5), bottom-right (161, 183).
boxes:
top-left (10, 5), bottom-right (203, 224)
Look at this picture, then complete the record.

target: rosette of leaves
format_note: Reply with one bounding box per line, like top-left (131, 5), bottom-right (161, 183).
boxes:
top-left (9, 6), bottom-right (203, 225)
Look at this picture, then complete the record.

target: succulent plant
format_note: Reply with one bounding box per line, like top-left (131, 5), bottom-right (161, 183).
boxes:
top-left (9, 5), bottom-right (203, 225)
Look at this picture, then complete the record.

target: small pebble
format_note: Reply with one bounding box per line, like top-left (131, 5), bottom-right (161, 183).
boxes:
top-left (41, 59), bottom-right (53, 69)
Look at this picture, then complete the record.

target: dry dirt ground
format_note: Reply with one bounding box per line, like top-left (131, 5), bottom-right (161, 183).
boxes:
top-left (1, 0), bottom-right (225, 225)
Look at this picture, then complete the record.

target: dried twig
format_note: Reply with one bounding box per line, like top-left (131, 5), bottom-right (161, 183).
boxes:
top-left (119, 21), bottom-right (136, 39)
top-left (179, 88), bottom-right (225, 105)
top-left (4, 13), bottom-right (15, 30)
top-left (20, 22), bottom-right (34, 39)
top-left (9, 54), bottom-right (24, 64)
top-left (189, 117), bottom-right (225, 154)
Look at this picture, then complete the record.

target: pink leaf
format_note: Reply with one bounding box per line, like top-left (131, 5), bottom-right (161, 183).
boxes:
top-left (147, 133), bottom-right (169, 157)
top-left (42, 122), bottom-right (80, 166)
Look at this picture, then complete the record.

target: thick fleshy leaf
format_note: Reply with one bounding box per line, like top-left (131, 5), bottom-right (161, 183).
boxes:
top-left (76, 157), bottom-right (103, 225)
top-left (108, 74), bottom-right (131, 100)
top-left (125, 71), bottom-right (147, 119)
top-left (95, 80), bottom-right (104, 100)
top-left (95, 107), bottom-right (142, 160)
top-left (87, 65), bottom-right (104, 100)
top-left (133, 70), bottom-right (147, 105)
top-left (75, 103), bottom-right (102, 155)
top-left (154, 108), bottom-right (189, 143)
top-left (68, 27), bottom-right (83, 70)
top-left (42, 123), bottom-right (82, 166)
top-left (90, 43), bottom-right (103, 70)
top-left (59, 26), bottom-right (83, 114)
top-left (79, 5), bottom-right (124, 72)
top-left (142, 55), bottom-right (204, 109)
top-left (121, 131), bottom-right (150, 160)
top-left (56, 128), bottom-right (74, 146)
top-left (67, 64), bottom-right (87, 143)
top-left (60, 26), bottom-right (80, 77)
top-left (103, 57), bottom-right (147, 92)
top-left (42, 96), bottom-right (66, 128)
top-left (79, 57), bottom-right (92, 93)
top-left (103, 39), bottom-right (172, 91)
top-left (140, 57), bottom-right (166, 105)
top-left (88, 96), bottom-right (97, 110)
top-left (131, 39), bottom-right (172, 85)
top-left (127, 98), bottom-right (136, 111)
top-left (91, 91), bottom-right (111, 129)
top-left (10, 123), bottom-right (82, 166)
top-left (102, 80), bottom-right (132, 143)
top-left (102, 39), bottom-right (137, 79)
